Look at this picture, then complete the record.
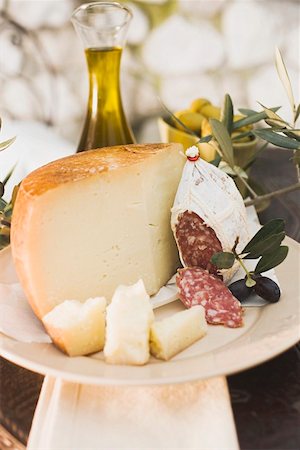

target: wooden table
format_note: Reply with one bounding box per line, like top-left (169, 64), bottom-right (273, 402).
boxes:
top-left (0, 148), bottom-right (299, 449)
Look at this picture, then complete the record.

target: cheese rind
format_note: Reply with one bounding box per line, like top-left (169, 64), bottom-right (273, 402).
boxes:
top-left (104, 280), bottom-right (154, 365)
top-left (42, 297), bottom-right (106, 356)
top-left (11, 144), bottom-right (185, 319)
top-left (150, 305), bottom-right (207, 360)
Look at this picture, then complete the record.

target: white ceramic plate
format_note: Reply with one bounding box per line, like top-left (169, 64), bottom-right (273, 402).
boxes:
top-left (1, 237), bottom-right (299, 386)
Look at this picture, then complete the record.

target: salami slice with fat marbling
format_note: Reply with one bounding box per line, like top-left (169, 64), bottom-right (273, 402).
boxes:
top-left (176, 267), bottom-right (243, 328)
top-left (175, 210), bottom-right (222, 275)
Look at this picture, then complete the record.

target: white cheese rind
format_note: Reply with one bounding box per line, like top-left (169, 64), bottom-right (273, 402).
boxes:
top-left (171, 157), bottom-right (249, 281)
top-left (104, 280), bottom-right (154, 365)
top-left (42, 297), bottom-right (106, 356)
top-left (150, 305), bottom-right (207, 360)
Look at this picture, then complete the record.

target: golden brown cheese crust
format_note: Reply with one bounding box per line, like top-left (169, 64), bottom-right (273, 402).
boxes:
top-left (19, 143), bottom-right (177, 197)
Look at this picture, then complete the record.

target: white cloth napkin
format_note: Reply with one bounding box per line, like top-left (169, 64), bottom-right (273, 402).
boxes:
top-left (28, 376), bottom-right (239, 450)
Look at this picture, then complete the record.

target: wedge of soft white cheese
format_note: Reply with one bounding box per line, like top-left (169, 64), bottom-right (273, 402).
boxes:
top-left (104, 280), bottom-right (154, 365)
top-left (42, 297), bottom-right (106, 356)
top-left (150, 305), bottom-right (207, 360)
top-left (171, 150), bottom-right (249, 281)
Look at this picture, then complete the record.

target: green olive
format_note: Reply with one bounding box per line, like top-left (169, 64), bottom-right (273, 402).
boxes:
top-left (200, 104), bottom-right (221, 120)
top-left (190, 98), bottom-right (211, 113)
top-left (174, 110), bottom-right (205, 132)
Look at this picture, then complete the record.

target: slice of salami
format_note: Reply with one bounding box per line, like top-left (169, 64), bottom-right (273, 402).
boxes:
top-left (175, 211), bottom-right (222, 275)
top-left (176, 267), bottom-right (243, 328)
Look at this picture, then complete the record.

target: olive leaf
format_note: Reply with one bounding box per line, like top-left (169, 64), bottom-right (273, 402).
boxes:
top-left (10, 184), bottom-right (20, 209)
top-left (253, 129), bottom-right (300, 150)
top-left (232, 107), bottom-right (281, 130)
top-left (257, 102), bottom-right (289, 126)
top-left (221, 94), bottom-right (234, 135)
top-left (265, 119), bottom-right (287, 129)
top-left (275, 47), bottom-right (295, 113)
top-left (210, 119), bottom-right (235, 168)
top-left (0, 136), bottom-right (16, 152)
top-left (210, 252), bottom-right (235, 269)
top-left (196, 135), bottom-right (212, 144)
top-left (0, 198), bottom-right (7, 210)
top-left (295, 104), bottom-right (300, 123)
top-left (231, 131), bottom-right (253, 141)
top-left (259, 102), bottom-right (291, 130)
top-left (255, 245), bottom-right (289, 274)
top-left (241, 219), bottom-right (285, 254)
top-left (2, 164), bottom-right (17, 186)
top-left (238, 108), bottom-right (258, 116)
top-left (218, 161), bottom-right (248, 179)
top-left (209, 153), bottom-right (222, 167)
top-left (243, 231), bottom-right (285, 259)
top-left (283, 130), bottom-right (300, 142)
top-left (159, 99), bottom-right (200, 138)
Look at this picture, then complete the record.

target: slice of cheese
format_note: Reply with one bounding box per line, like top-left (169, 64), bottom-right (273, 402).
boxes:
top-left (104, 280), bottom-right (154, 365)
top-left (42, 297), bottom-right (106, 356)
top-left (11, 144), bottom-right (185, 319)
top-left (150, 305), bottom-right (207, 360)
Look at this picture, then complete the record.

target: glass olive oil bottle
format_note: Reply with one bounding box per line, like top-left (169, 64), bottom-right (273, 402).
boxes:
top-left (72, 2), bottom-right (135, 152)
top-left (77, 47), bottom-right (134, 152)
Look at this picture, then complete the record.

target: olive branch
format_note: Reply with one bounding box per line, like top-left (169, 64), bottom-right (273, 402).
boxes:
top-left (211, 219), bottom-right (288, 287)
top-left (161, 48), bottom-right (300, 207)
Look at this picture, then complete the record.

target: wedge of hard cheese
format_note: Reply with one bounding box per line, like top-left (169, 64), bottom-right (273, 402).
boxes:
top-left (11, 144), bottom-right (184, 319)
top-left (42, 297), bottom-right (106, 356)
top-left (150, 305), bottom-right (207, 360)
top-left (104, 280), bottom-right (154, 365)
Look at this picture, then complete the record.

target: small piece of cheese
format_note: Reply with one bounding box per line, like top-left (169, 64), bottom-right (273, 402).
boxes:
top-left (42, 297), bottom-right (106, 356)
top-left (11, 144), bottom-right (185, 319)
top-left (104, 280), bottom-right (154, 365)
top-left (150, 305), bottom-right (207, 360)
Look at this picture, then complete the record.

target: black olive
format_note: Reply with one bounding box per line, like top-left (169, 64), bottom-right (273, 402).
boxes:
top-left (228, 279), bottom-right (253, 303)
top-left (253, 276), bottom-right (281, 303)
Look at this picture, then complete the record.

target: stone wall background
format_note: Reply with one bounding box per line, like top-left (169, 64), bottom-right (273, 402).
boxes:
top-left (0, 0), bottom-right (299, 144)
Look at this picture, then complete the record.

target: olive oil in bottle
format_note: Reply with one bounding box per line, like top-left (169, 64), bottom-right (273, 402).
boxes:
top-left (77, 47), bottom-right (135, 152)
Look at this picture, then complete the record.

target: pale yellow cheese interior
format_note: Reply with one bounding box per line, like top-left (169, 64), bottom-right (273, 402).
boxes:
top-left (42, 297), bottom-right (107, 356)
top-left (12, 145), bottom-right (185, 318)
